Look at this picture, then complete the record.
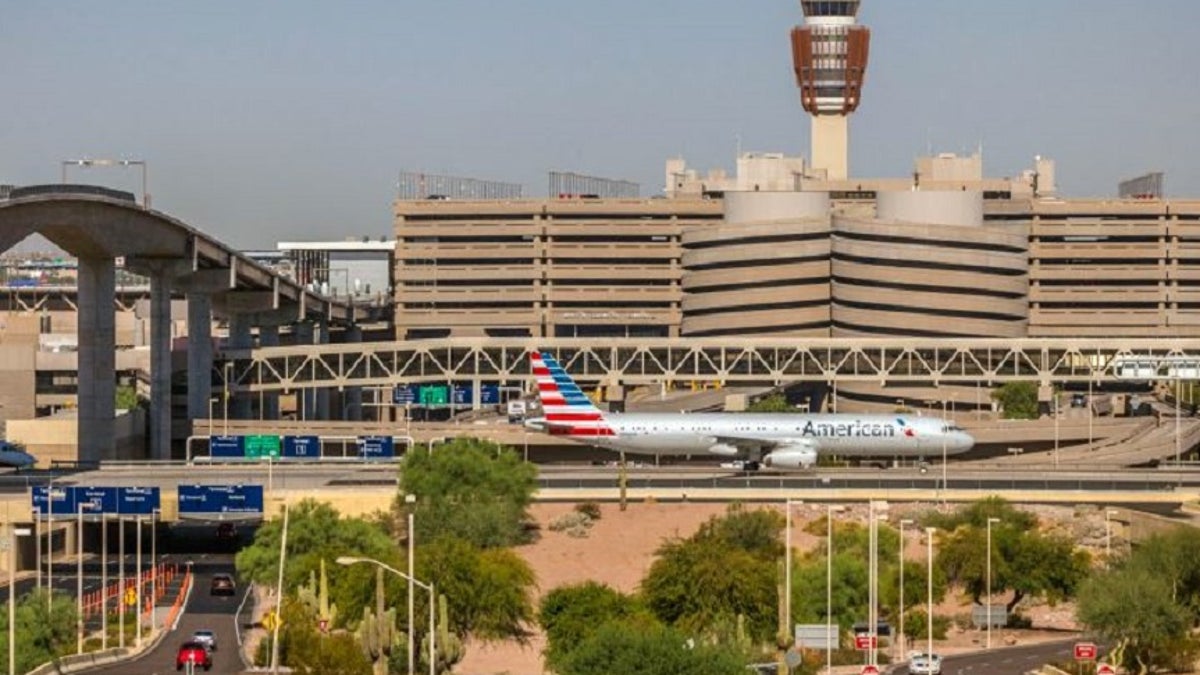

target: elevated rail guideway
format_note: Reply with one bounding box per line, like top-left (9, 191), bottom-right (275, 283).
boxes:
top-left (224, 338), bottom-right (1200, 393)
top-left (0, 186), bottom-right (360, 463)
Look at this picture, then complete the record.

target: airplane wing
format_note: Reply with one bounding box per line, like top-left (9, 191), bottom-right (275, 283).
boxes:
top-left (711, 435), bottom-right (816, 451)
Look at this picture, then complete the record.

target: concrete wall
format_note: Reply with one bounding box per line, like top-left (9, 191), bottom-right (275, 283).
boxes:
top-left (6, 408), bottom-right (146, 467)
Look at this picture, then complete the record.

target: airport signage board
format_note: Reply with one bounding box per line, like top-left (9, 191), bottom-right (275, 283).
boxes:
top-left (210, 435), bottom-right (244, 458)
top-left (117, 487), bottom-right (161, 516)
top-left (282, 435), bottom-right (322, 459)
top-left (178, 484), bottom-right (265, 516)
top-left (392, 385), bottom-right (417, 405)
top-left (31, 486), bottom-right (77, 516)
top-left (245, 435), bottom-right (281, 459)
top-left (32, 486), bottom-right (160, 517)
top-left (480, 384), bottom-right (500, 405)
top-left (357, 436), bottom-right (395, 459)
top-left (452, 385), bottom-right (472, 406)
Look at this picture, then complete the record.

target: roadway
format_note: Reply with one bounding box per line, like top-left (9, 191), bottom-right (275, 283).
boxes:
top-left (82, 555), bottom-right (249, 675)
top-left (890, 638), bottom-right (1080, 675)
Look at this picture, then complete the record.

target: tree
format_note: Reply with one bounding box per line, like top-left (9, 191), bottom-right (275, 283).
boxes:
top-left (0, 589), bottom-right (79, 674)
top-left (540, 582), bottom-right (651, 669)
top-left (991, 382), bottom-right (1039, 420)
top-left (115, 384), bottom-right (141, 410)
top-left (236, 499), bottom-right (399, 595)
top-left (641, 506), bottom-right (782, 642)
top-left (415, 536), bottom-right (536, 641)
top-left (556, 621), bottom-right (747, 675)
top-left (746, 394), bottom-right (798, 413)
top-left (921, 497), bottom-right (1037, 532)
top-left (1076, 566), bottom-right (1191, 674)
top-left (398, 438), bottom-right (538, 548)
top-left (936, 521), bottom-right (1090, 611)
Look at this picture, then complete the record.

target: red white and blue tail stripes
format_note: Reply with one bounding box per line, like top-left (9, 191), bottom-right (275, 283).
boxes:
top-left (531, 351), bottom-right (615, 437)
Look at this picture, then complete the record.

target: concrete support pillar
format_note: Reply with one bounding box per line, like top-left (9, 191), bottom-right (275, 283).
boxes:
top-left (228, 314), bottom-right (253, 419)
top-left (293, 321), bottom-right (316, 419)
top-left (259, 325), bottom-right (281, 419)
top-left (344, 325), bottom-right (363, 421)
top-left (186, 294), bottom-right (214, 425)
top-left (315, 319), bottom-right (331, 420)
top-left (149, 273), bottom-right (173, 460)
top-left (77, 257), bottom-right (116, 464)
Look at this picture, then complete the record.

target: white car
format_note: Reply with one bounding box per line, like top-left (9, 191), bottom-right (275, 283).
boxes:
top-left (191, 629), bottom-right (217, 652)
top-left (909, 652), bottom-right (942, 675)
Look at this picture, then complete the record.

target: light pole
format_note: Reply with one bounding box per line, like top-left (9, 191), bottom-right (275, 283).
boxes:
top-left (941, 399), bottom-right (949, 497)
top-left (784, 499), bottom-right (804, 641)
top-left (223, 362), bottom-right (233, 436)
top-left (925, 527), bottom-right (936, 660)
top-left (270, 502), bottom-right (290, 675)
top-left (406, 494), bottom-right (417, 675)
top-left (867, 501), bottom-right (888, 668)
top-left (135, 514), bottom-right (143, 649)
top-left (1053, 393), bottom-right (1060, 469)
top-left (826, 504), bottom-right (844, 675)
top-left (118, 517), bottom-right (125, 649)
top-left (33, 507), bottom-right (41, 593)
top-left (61, 158), bottom-right (149, 207)
top-left (100, 513), bottom-right (108, 651)
top-left (77, 501), bottom-right (98, 654)
top-left (985, 517), bottom-right (1000, 650)
top-left (10, 522), bottom-right (31, 675)
top-left (337, 557), bottom-right (436, 675)
top-left (1105, 509), bottom-right (1120, 566)
top-left (898, 518), bottom-right (914, 659)
top-left (150, 509), bottom-right (159, 630)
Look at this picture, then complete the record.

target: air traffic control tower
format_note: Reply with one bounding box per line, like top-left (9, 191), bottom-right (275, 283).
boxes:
top-left (790, 0), bottom-right (870, 180)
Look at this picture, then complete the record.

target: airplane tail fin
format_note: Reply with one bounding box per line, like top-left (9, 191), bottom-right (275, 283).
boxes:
top-left (531, 351), bottom-right (614, 437)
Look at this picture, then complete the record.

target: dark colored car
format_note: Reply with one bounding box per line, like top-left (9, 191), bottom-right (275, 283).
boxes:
top-left (176, 641), bottom-right (212, 671)
top-left (210, 573), bottom-right (236, 597)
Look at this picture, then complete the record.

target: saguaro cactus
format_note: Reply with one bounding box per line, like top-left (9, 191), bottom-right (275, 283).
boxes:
top-left (422, 593), bottom-right (464, 674)
top-left (356, 567), bottom-right (399, 675)
top-left (298, 559), bottom-right (338, 630)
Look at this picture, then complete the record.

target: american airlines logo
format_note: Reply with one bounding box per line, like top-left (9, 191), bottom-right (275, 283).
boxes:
top-left (801, 419), bottom-right (911, 438)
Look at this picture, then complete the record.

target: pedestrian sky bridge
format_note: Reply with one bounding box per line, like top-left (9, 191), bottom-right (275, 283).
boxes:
top-left (221, 338), bottom-right (1200, 393)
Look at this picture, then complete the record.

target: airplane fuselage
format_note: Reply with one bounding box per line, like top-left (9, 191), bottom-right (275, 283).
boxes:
top-left (583, 413), bottom-right (973, 458)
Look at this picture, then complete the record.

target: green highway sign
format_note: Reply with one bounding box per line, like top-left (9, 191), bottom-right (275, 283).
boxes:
top-left (244, 434), bottom-right (281, 459)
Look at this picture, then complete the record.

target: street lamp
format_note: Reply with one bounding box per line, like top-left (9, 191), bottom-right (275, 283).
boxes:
top-left (826, 504), bottom-right (845, 675)
top-left (151, 509), bottom-right (160, 630)
top-left (985, 517), bottom-right (1001, 650)
top-left (406, 494), bottom-right (418, 675)
top-left (336, 556), bottom-right (436, 675)
top-left (10, 522), bottom-right (32, 675)
top-left (61, 158), bottom-right (149, 207)
top-left (1053, 392), bottom-right (1060, 469)
top-left (784, 499), bottom-right (804, 641)
top-left (898, 518), bottom-right (914, 659)
top-left (867, 501), bottom-right (889, 668)
top-left (100, 513), bottom-right (108, 651)
top-left (941, 399), bottom-right (949, 497)
top-left (925, 527), bottom-right (936, 661)
top-left (135, 514), bottom-right (143, 649)
top-left (223, 362), bottom-right (233, 436)
top-left (1105, 509), bottom-right (1120, 566)
top-left (77, 501), bottom-right (100, 654)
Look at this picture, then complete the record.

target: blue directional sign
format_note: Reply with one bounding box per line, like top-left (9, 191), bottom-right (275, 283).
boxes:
top-left (392, 385), bottom-right (417, 405)
top-left (283, 435), bottom-right (322, 459)
top-left (452, 385), bottom-right (472, 406)
top-left (480, 384), bottom-right (500, 405)
top-left (31, 486), bottom-right (78, 516)
top-left (210, 435), bottom-right (245, 458)
top-left (116, 487), bottom-right (161, 515)
top-left (357, 436), bottom-right (395, 459)
top-left (178, 485), bottom-right (265, 516)
top-left (75, 486), bottom-right (118, 514)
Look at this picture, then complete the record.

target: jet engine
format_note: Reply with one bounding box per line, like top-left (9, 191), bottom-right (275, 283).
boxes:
top-left (762, 447), bottom-right (818, 470)
top-left (706, 443), bottom-right (739, 457)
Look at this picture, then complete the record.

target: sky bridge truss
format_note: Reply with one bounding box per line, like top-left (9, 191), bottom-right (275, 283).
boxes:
top-left (221, 338), bottom-right (1200, 394)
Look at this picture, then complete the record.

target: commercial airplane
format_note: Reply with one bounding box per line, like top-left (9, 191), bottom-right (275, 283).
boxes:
top-left (0, 441), bottom-right (36, 470)
top-left (529, 351), bottom-right (974, 469)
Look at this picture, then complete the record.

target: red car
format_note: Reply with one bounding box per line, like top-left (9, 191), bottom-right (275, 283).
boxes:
top-left (176, 641), bottom-right (212, 671)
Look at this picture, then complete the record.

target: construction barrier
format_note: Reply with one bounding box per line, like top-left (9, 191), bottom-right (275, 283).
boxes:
top-left (81, 562), bottom-right (179, 618)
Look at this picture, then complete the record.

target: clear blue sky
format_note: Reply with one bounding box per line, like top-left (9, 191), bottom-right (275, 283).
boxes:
top-left (2, 1), bottom-right (1198, 248)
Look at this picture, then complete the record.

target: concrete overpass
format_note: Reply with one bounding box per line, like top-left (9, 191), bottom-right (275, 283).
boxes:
top-left (0, 185), bottom-right (361, 463)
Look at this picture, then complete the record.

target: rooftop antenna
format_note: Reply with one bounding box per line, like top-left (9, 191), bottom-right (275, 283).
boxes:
top-left (735, 133), bottom-right (742, 158)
